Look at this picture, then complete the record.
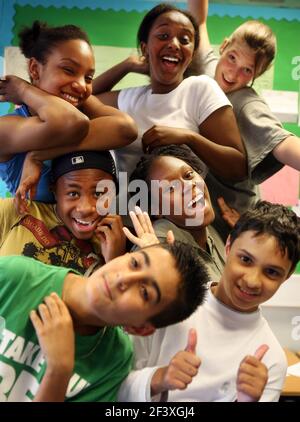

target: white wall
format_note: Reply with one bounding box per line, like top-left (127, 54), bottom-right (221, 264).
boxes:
top-left (261, 274), bottom-right (300, 351)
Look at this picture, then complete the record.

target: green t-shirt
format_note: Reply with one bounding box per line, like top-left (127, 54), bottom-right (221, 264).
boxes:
top-left (0, 255), bottom-right (133, 402)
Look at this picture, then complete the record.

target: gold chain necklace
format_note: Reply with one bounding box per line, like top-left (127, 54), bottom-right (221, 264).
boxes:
top-left (77, 327), bottom-right (107, 359)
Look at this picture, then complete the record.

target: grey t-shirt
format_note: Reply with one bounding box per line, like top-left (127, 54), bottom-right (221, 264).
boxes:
top-left (191, 49), bottom-right (292, 240)
top-left (153, 218), bottom-right (225, 283)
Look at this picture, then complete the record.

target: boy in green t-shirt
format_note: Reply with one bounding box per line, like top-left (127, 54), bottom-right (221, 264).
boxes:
top-left (0, 238), bottom-right (208, 402)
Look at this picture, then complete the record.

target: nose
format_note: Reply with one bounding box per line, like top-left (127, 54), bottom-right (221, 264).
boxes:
top-left (243, 269), bottom-right (261, 290)
top-left (71, 77), bottom-right (87, 95)
top-left (116, 272), bottom-right (145, 292)
top-left (76, 196), bottom-right (96, 216)
top-left (167, 36), bottom-right (180, 50)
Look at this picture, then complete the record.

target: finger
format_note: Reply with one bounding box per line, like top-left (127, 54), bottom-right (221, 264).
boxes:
top-left (254, 344), bottom-right (269, 361)
top-left (185, 328), bottom-right (197, 354)
top-left (38, 303), bottom-right (50, 322)
top-left (129, 210), bottom-right (144, 237)
top-left (166, 230), bottom-right (175, 244)
top-left (122, 226), bottom-right (140, 245)
top-left (43, 295), bottom-right (60, 318)
top-left (134, 206), bottom-right (149, 233)
top-left (49, 292), bottom-right (65, 314)
top-left (143, 211), bottom-right (155, 234)
top-left (30, 310), bottom-right (43, 332)
top-left (97, 226), bottom-right (111, 240)
top-left (217, 196), bottom-right (231, 213)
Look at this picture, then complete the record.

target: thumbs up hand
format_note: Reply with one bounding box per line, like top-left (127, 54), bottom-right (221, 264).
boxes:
top-left (237, 344), bottom-right (269, 402)
top-left (150, 329), bottom-right (201, 396)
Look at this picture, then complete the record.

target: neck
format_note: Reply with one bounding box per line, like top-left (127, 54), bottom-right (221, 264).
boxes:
top-left (62, 273), bottom-right (106, 335)
top-left (189, 226), bottom-right (208, 249)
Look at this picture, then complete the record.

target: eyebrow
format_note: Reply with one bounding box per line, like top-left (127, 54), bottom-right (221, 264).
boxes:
top-left (60, 58), bottom-right (95, 73)
top-left (139, 251), bottom-right (161, 304)
top-left (239, 249), bottom-right (285, 273)
top-left (155, 23), bottom-right (194, 36)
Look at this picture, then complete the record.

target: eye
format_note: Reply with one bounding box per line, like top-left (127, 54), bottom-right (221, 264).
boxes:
top-left (243, 67), bottom-right (253, 76)
top-left (180, 35), bottom-right (191, 45)
top-left (130, 257), bottom-right (139, 269)
top-left (265, 268), bottom-right (280, 279)
top-left (85, 75), bottom-right (94, 84)
top-left (228, 53), bottom-right (235, 63)
top-left (67, 191), bottom-right (79, 198)
top-left (157, 33), bottom-right (169, 41)
top-left (95, 191), bottom-right (104, 198)
top-left (184, 170), bottom-right (194, 179)
top-left (140, 284), bottom-right (149, 302)
top-left (63, 67), bottom-right (75, 75)
top-left (239, 255), bottom-right (251, 264)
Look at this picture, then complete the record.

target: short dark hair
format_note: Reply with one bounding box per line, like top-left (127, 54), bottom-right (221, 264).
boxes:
top-left (19, 20), bottom-right (91, 63)
top-left (129, 145), bottom-right (205, 212)
top-left (137, 3), bottom-right (199, 53)
top-left (229, 201), bottom-right (300, 272)
top-left (148, 241), bottom-right (208, 328)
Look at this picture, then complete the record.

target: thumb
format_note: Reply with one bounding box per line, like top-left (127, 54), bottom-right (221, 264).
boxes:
top-left (166, 230), bottom-right (175, 244)
top-left (254, 344), bottom-right (269, 361)
top-left (185, 328), bottom-right (197, 354)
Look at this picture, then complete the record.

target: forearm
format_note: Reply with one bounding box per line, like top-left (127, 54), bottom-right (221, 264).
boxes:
top-left (33, 367), bottom-right (72, 402)
top-left (28, 114), bottom-right (137, 162)
top-left (187, 131), bottom-right (247, 180)
top-left (272, 135), bottom-right (300, 171)
top-left (93, 58), bottom-right (133, 95)
top-left (80, 95), bottom-right (124, 119)
top-left (22, 84), bottom-right (89, 143)
top-left (188, 0), bottom-right (211, 52)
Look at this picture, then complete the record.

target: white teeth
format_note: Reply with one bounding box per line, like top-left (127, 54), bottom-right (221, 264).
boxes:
top-left (62, 93), bottom-right (78, 103)
top-left (162, 56), bottom-right (179, 63)
top-left (188, 194), bottom-right (204, 208)
top-left (74, 218), bottom-right (95, 226)
top-left (240, 287), bottom-right (258, 296)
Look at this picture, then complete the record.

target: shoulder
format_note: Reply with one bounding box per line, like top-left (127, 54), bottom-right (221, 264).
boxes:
top-left (227, 87), bottom-right (267, 112)
top-left (119, 85), bottom-right (149, 101)
top-left (153, 219), bottom-right (195, 244)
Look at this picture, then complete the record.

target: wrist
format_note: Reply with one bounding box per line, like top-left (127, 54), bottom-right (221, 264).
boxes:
top-left (186, 130), bottom-right (198, 149)
top-left (151, 367), bottom-right (168, 397)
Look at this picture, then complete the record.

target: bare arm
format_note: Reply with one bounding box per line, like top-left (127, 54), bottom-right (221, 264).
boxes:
top-left (0, 76), bottom-right (89, 162)
top-left (92, 56), bottom-right (149, 107)
top-left (14, 110), bottom-right (137, 211)
top-left (192, 106), bottom-right (247, 180)
top-left (272, 135), bottom-right (300, 171)
top-left (143, 106), bottom-right (247, 181)
top-left (188, 0), bottom-right (211, 53)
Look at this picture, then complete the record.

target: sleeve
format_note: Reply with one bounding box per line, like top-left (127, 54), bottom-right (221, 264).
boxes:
top-left (118, 86), bottom-right (145, 115)
top-left (236, 95), bottom-right (292, 179)
top-left (0, 199), bottom-right (19, 245)
top-left (186, 48), bottom-right (218, 78)
top-left (117, 334), bottom-right (163, 402)
top-left (259, 354), bottom-right (288, 402)
top-left (188, 76), bottom-right (231, 127)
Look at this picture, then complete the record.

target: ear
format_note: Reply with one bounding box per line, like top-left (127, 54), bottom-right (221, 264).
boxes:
top-left (140, 42), bottom-right (148, 61)
top-left (123, 323), bottom-right (156, 337)
top-left (219, 38), bottom-right (229, 55)
top-left (28, 58), bottom-right (41, 83)
top-left (225, 235), bottom-right (231, 257)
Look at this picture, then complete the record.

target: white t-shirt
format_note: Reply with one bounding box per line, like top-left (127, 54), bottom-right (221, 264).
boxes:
top-left (117, 75), bottom-right (231, 177)
top-left (118, 286), bottom-right (287, 402)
